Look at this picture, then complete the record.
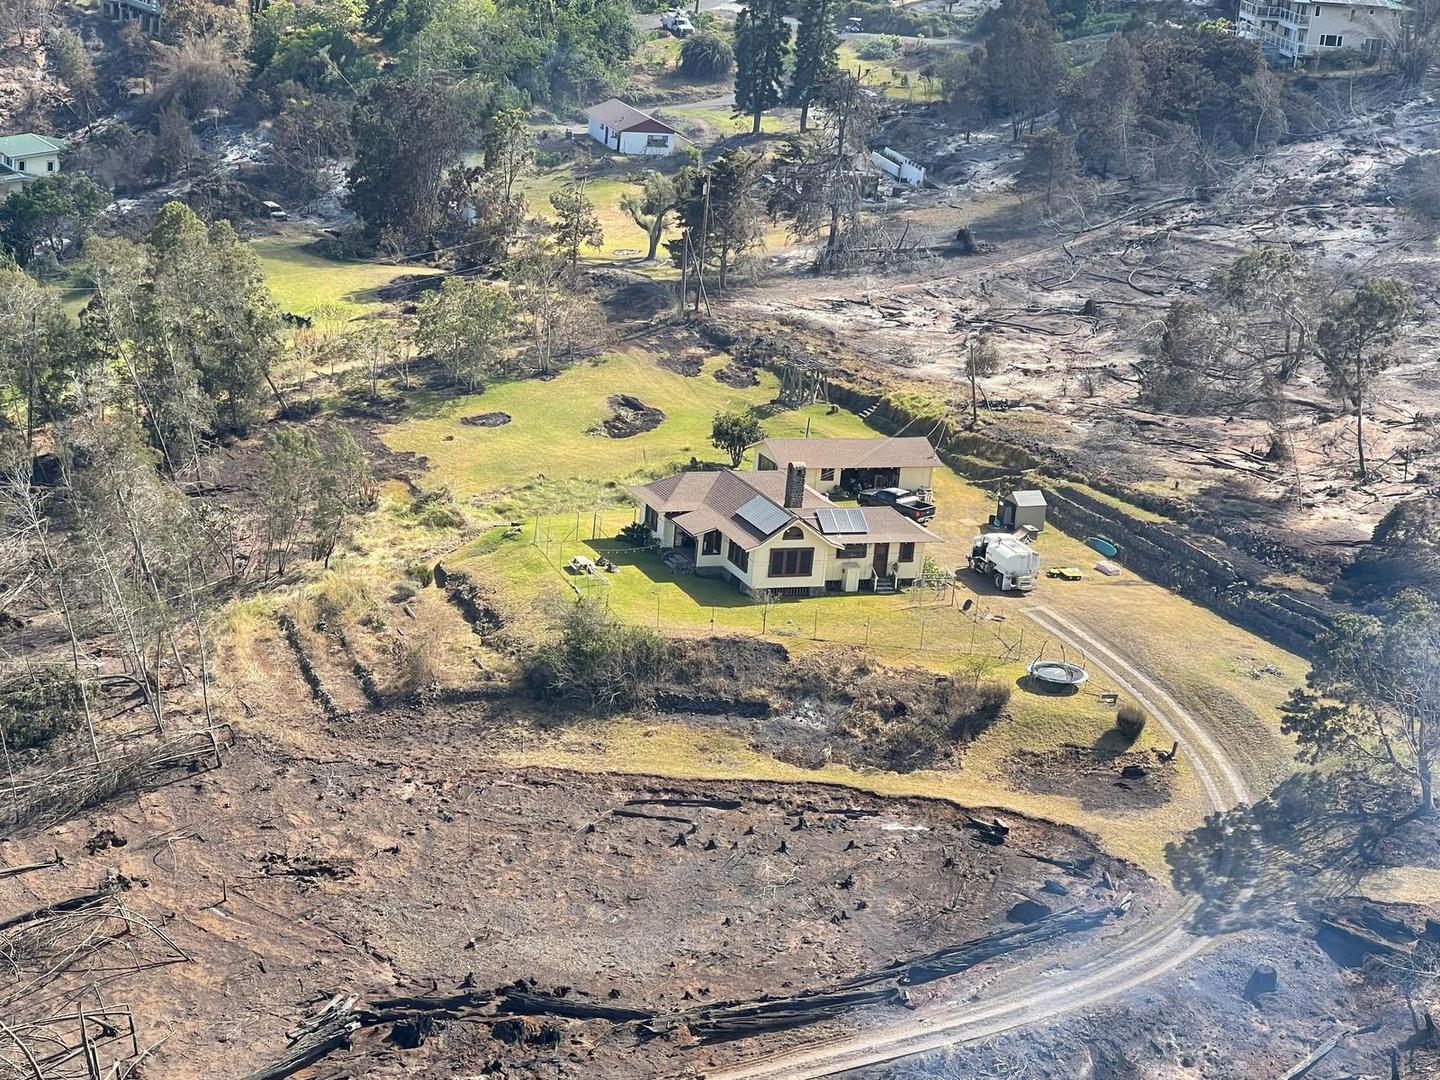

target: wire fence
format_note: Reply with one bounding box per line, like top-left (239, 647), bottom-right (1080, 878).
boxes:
top-left (523, 514), bottom-right (1095, 672)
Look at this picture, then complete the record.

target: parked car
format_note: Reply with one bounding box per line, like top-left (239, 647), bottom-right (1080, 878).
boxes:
top-left (857, 487), bottom-right (936, 524)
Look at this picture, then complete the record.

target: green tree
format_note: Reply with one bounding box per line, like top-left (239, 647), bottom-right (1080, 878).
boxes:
top-left (0, 173), bottom-right (108, 268)
top-left (620, 171), bottom-right (678, 262)
top-left (1281, 591), bottom-right (1440, 816)
top-left (346, 77), bottom-right (472, 248)
top-left (0, 264), bottom-right (90, 451)
top-left (312, 428), bottom-right (375, 566)
top-left (549, 182), bottom-right (603, 275)
top-left (789, 0), bottom-right (839, 131)
top-left (415, 276), bottom-right (516, 389)
top-left (482, 106), bottom-right (535, 201)
top-left (734, 0), bottom-right (791, 135)
top-left (83, 204), bottom-right (284, 471)
top-left (710, 407), bottom-right (764, 466)
top-left (1315, 278), bottom-right (1411, 475)
top-left (261, 426), bottom-right (322, 574)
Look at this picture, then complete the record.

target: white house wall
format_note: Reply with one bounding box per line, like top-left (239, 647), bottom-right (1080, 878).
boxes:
top-left (617, 130), bottom-right (675, 156)
top-left (897, 466), bottom-right (934, 490)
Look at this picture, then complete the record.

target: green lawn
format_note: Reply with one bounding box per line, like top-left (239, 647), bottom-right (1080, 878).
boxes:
top-left (251, 232), bottom-right (440, 319)
top-left (838, 43), bottom-right (947, 102)
top-left (383, 348), bottom-right (879, 516)
top-left (387, 348), bottom-right (1305, 869)
top-left (520, 166), bottom-right (666, 261)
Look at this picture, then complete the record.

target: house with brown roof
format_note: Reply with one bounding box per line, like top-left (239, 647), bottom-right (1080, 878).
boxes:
top-left (583, 99), bottom-right (680, 156)
top-left (753, 436), bottom-right (942, 495)
top-left (627, 463), bottom-right (941, 596)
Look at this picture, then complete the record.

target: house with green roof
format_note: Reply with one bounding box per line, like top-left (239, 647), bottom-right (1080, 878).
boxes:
top-left (0, 134), bottom-right (68, 191)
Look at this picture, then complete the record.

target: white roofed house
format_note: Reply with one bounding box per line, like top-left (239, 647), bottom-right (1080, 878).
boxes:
top-left (753, 436), bottom-right (943, 496)
top-left (627, 463), bottom-right (942, 596)
top-left (1236, 0), bottom-right (1404, 65)
top-left (583, 99), bottom-right (680, 156)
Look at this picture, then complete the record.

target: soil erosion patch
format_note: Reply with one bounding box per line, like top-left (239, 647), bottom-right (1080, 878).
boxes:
top-left (595, 394), bottom-right (666, 438)
top-left (1001, 744), bottom-right (1177, 810)
top-left (460, 411), bottom-right (512, 427)
top-left (713, 362), bottom-right (759, 388)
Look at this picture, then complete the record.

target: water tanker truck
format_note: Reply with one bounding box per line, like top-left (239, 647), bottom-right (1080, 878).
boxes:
top-left (968, 533), bottom-right (1039, 592)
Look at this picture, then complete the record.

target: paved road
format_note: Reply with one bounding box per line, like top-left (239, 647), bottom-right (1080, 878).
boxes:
top-left (636, 0), bottom-right (736, 31)
top-left (699, 602), bottom-right (1253, 1080)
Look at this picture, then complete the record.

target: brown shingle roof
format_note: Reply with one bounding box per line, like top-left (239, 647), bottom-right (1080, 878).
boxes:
top-left (584, 99), bottom-right (678, 135)
top-left (629, 468), bottom-right (943, 550)
top-left (755, 437), bottom-right (942, 471)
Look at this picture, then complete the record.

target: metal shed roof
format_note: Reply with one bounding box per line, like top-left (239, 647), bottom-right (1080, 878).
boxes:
top-left (1005, 489), bottom-right (1047, 508)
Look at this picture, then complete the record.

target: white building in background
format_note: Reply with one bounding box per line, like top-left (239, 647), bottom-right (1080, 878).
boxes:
top-left (0, 133), bottom-right (66, 191)
top-left (583, 99), bottom-right (680, 156)
top-left (1236, 0), bottom-right (1405, 65)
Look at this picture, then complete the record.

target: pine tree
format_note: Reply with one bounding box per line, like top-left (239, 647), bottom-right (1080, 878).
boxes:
top-left (789, 0), bottom-right (838, 131)
top-left (734, 0), bottom-right (791, 135)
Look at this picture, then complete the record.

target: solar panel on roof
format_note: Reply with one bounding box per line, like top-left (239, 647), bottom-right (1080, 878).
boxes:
top-left (736, 495), bottom-right (792, 536)
top-left (816, 508), bottom-right (867, 534)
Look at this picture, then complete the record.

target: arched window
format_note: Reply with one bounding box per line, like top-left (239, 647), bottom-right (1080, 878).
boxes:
top-left (782, 526), bottom-right (804, 541)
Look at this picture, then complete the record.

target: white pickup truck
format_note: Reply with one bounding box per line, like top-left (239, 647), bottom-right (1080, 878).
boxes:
top-left (968, 533), bottom-right (1040, 592)
top-left (660, 8), bottom-right (694, 35)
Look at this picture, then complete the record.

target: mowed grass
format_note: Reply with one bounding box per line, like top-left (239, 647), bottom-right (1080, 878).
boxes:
top-left (520, 166), bottom-right (665, 261)
top-left (251, 232), bottom-right (440, 318)
top-left (383, 348), bottom-right (881, 515)
top-left (395, 349), bottom-right (1303, 870)
top-left (838, 43), bottom-right (947, 102)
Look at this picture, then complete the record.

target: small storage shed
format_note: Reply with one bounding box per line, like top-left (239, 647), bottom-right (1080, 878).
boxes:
top-left (997, 489), bottom-right (1047, 533)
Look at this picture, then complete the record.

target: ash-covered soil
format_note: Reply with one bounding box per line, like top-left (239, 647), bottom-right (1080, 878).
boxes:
top-left (0, 730), bottom-right (1151, 1079)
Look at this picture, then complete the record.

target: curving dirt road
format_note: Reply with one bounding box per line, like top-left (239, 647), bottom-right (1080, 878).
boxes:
top-left (699, 603), bottom-right (1252, 1080)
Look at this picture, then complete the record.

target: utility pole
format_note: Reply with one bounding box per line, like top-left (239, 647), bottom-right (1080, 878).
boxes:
top-left (694, 170), bottom-right (712, 315)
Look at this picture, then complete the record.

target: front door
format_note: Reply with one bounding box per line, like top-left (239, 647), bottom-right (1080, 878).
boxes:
top-left (872, 543), bottom-right (890, 579)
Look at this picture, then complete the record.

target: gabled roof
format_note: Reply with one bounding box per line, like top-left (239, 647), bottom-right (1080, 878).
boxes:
top-left (628, 468), bottom-right (941, 550)
top-left (0, 133), bottom-right (66, 159)
top-left (1005, 489), bottom-right (1046, 508)
top-left (754, 437), bottom-right (942, 471)
top-left (583, 99), bottom-right (678, 135)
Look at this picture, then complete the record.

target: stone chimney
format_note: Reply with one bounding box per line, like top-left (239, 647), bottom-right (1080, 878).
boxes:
top-left (784, 462), bottom-right (807, 509)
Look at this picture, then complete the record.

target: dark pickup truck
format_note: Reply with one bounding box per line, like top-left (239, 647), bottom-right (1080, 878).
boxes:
top-left (857, 487), bottom-right (936, 524)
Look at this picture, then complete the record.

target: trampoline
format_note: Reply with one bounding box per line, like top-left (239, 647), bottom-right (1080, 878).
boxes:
top-left (1027, 659), bottom-right (1090, 692)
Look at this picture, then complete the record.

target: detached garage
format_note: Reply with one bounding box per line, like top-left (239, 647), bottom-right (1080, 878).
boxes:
top-left (584, 99), bottom-right (680, 156)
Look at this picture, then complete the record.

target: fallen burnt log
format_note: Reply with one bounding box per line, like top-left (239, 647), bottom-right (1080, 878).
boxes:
top-left (838, 904), bottom-right (1117, 989)
top-left (0, 890), bottom-right (111, 932)
top-left (640, 904), bottom-right (1121, 1047)
top-left (498, 990), bottom-right (653, 1023)
top-left (624, 797), bottom-right (743, 811)
top-left (640, 987), bottom-right (900, 1043)
top-left (240, 995), bottom-right (363, 1080)
top-left (611, 808), bottom-right (697, 825)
